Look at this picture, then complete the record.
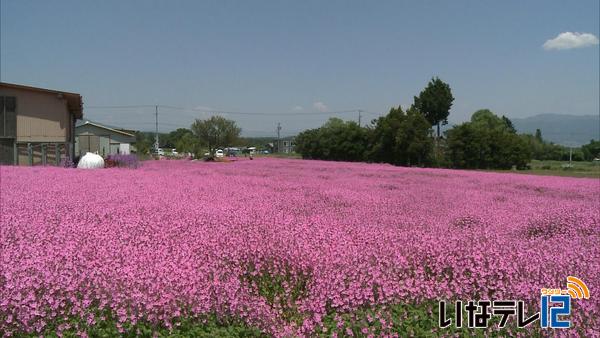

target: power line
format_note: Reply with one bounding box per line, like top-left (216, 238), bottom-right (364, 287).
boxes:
top-left (85, 104), bottom-right (370, 116)
top-left (88, 119), bottom-right (305, 133)
top-left (85, 105), bottom-right (157, 109)
top-left (83, 104), bottom-right (386, 136)
top-left (163, 106), bottom-right (366, 116)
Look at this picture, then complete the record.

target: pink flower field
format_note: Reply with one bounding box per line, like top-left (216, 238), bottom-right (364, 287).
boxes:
top-left (1, 159), bottom-right (599, 336)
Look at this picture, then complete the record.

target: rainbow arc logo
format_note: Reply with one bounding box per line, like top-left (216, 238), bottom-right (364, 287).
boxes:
top-left (539, 276), bottom-right (590, 329)
top-left (565, 276), bottom-right (590, 300)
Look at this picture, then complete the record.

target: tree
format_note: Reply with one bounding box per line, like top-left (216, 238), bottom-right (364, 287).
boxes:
top-left (535, 129), bottom-right (543, 142)
top-left (445, 123), bottom-right (481, 168)
top-left (190, 116), bottom-right (241, 154)
top-left (295, 118), bottom-right (369, 162)
top-left (368, 106), bottom-right (406, 164)
top-left (176, 132), bottom-right (201, 157)
top-left (295, 128), bottom-right (322, 159)
top-left (471, 109), bottom-right (507, 130)
top-left (368, 106), bottom-right (433, 166)
top-left (395, 107), bottom-right (434, 166)
top-left (581, 139), bottom-right (600, 161)
top-left (413, 77), bottom-right (454, 138)
top-left (164, 128), bottom-right (194, 149)
top-left (502, 116), bottom-right (516, 133)
top-left (446, 109), bottom-right (531, 169)
top-left (520, 133), bottom-right (565, 161)
top-left (134, 131), bottom-right (152, 154)
top-left (320, 118), bottom-right (370, 161)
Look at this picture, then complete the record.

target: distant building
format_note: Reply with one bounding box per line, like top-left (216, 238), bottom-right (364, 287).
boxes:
top-left (276, 137), bottom-right (295, 153)
top-left (75, 120), bottom-right (136, 157)
top-left (224, 147), bottom-right (241, 156)
top-left (0, 82), bottom-right (83, 165)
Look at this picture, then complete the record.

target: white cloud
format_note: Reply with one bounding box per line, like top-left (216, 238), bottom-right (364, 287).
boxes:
top-left (313, 101), bottom-right (328, 112)
top-left (292, 105), bottom-right (304, 111)
top-left (543, 32), bottom-right (599, 50)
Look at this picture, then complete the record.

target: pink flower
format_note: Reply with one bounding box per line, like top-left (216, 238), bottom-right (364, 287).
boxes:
top-left (0, 159), bottom-right (598, 336)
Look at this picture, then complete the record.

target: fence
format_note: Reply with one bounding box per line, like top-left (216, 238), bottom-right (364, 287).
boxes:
top-left (14, 142), bottom-right (69, 166)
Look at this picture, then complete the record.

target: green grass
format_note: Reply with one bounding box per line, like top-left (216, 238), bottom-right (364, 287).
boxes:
top-left (256, 156), bottom-right (599, 178)
top-left (256, 155), bottom-right (599, 178)
top-left (500, 160), bottom-right (600, 178)
top-left (255, 152), bottom-right (302, 159)
top-left (17, 312), bottom-right (264, 338)
top-left (15, 301), bottom-right (555, 338)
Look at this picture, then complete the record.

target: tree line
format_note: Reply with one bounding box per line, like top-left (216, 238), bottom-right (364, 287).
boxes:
top-left (295, 78), bottom-right (600, 169)
top-left (134, 116), bottom-right (251, 157)
top-left (132, 77), bottom-right (599, 167)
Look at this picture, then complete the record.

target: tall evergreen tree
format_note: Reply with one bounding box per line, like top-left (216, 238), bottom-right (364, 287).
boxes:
top-left (502, 116), bottom-right (516, 133)
top-left (535, 129), bottom-right (543, 142)
top-left (413, 77), bottom-right (454, 138)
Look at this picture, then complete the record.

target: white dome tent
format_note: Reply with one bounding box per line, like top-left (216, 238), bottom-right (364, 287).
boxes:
top-left (77, 152), bottom-right (105, 169)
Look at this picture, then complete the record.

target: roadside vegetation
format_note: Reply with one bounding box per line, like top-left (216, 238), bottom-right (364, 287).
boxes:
top-left (130, 77), bottom-right (599, 179)
top-left (502, 159), bottom-right (600, 178)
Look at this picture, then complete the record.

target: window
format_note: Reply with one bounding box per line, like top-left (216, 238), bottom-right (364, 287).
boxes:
top-left (0, 96), bottom-right (17, 137)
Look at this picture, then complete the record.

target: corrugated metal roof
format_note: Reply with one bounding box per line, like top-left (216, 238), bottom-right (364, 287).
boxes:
top-left (76, 120), bottom-right (135, 137)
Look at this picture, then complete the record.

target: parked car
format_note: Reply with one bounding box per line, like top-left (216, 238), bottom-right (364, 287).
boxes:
top-left (215, 149), bottom-right (224, 158)
top-left (171, 149), bottom-right (178, 156)
top-left (155, 148), bottom-right (165, 156)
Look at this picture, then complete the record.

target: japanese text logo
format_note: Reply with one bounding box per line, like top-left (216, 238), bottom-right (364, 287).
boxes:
top-left (439, 276), bottom-right (590, 329)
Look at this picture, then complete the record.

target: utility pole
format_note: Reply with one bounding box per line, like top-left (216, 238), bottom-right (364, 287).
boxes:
top-left (154, 105), bottom-right (159, 151)
top-left (276, 122), bottom-right (281, 153)
top-left (569, 147), bottom-right (573, 167)
top-left (358, 110), bottom-right (363, 127)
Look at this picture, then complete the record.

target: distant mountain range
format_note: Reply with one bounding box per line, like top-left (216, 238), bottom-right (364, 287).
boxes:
top-left (442, 114), bottom-right (599, 146)
top-left (511, 114), bottom-right (599, 146)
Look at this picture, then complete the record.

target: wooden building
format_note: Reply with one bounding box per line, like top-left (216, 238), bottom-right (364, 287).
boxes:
top-left (0, 82), bottom-right (83, 165)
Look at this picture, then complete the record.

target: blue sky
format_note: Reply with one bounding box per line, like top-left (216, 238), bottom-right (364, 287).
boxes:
top-left (1, 0), bottom-right (598, 136)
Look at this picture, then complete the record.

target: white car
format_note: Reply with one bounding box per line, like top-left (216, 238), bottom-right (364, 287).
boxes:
top-left (171, 149), bottom-right (178, 155)
top-left (156, 148), bottom-right (165, 156)
top-left (215, 149), bottom-right (224, 158)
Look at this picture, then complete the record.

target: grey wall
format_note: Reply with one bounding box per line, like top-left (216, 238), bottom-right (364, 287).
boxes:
top-left (75, 124), bottom-right (135, 156)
